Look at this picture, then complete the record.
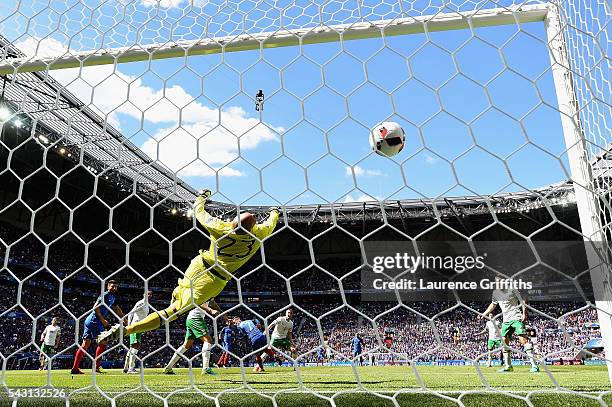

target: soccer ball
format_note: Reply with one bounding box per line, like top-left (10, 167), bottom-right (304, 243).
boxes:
top-left (369, 122), bottom-right (405, 157)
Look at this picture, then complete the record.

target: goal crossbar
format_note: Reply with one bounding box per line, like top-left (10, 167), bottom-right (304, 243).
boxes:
top-left (0, 4), bottom-right (550, 75)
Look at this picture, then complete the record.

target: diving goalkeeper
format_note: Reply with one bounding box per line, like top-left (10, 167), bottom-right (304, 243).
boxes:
top-left (97, 190), bottom-right (280, 342)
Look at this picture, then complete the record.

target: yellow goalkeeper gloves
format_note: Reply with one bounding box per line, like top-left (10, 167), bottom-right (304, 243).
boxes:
top-left (199, 189), bottom-right (212, 200)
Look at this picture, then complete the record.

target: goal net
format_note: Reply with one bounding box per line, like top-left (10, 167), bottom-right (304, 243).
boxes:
top-left (0, 0), bottom-right (610, 405)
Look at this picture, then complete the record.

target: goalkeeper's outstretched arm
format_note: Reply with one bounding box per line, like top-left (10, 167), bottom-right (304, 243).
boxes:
top-left (194, 190), bottom-right (233, 236)
top-left (252, 207), bottom-right (280, 237)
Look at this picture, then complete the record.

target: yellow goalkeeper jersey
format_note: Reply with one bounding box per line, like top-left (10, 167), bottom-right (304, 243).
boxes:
top-left (194, 196), bottom-right (280, 278)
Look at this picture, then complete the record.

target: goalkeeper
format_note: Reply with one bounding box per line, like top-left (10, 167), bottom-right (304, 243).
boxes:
top-left (98, 190), bottom-right (280, 342)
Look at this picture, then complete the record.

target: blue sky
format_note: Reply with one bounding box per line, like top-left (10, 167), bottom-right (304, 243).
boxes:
top-left (0, 0), bottom-right (572, 206)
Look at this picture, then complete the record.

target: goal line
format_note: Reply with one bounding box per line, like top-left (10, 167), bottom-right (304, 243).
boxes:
top-left (0, 4), bottom-right (550, 75)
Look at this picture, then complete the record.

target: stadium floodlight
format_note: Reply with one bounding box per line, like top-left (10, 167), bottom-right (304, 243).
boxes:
top-left (0, 106), bottom-right (10, 121)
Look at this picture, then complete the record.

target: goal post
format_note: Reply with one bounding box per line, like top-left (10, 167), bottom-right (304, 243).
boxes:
top-left (544, 3), bottom-right (612, 384)
top-left (0, 5), bottom-right (550, 75)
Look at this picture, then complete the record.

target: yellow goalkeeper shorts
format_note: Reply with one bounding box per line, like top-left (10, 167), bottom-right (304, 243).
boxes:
top-left (171, 256), bottom-right (228, 315)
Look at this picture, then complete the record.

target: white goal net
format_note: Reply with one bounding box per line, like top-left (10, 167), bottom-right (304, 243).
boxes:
top-left (0, 0), bottom-right (611, 406)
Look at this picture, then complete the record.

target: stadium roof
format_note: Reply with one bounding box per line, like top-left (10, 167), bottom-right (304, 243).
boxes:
top-left (590, 142), bottom-right (612, 184)
top-left (204, 182), bottom-right (576, 223)
top-left (0, 34), bottom-right (197, 205)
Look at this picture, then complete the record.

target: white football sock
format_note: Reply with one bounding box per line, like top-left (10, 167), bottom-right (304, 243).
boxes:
top-left (128, 348), bottom-right (139, 370)
top-left (123, 351), bottom-right (130, 371)
top-left (524, 342), bottom-right (537, 367)
top-left (502, 349), bottom-right (511, 367)
top-left (166, 345), bottom-right (188, 370)
top-left (202, 342), bottom-right (212, 370)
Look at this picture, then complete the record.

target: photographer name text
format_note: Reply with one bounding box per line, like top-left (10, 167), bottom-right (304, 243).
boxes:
top-left (372, 278), bottom-right (532, 291)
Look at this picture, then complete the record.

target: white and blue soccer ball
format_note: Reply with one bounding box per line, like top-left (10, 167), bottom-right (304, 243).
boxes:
top-left (369, 121), bottom-right (405, 158)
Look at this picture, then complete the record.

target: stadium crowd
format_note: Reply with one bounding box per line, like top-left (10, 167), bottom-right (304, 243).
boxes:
top-left (294, 302), bottom-right (600, 363)
top-left (0, 225), bottom-right (603, 370)
top-left (0, 276), bottom-right (600, 369)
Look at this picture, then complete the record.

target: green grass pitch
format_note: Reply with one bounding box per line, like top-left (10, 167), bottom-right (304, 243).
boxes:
top-left (1, 365), bottom-right (611, 407)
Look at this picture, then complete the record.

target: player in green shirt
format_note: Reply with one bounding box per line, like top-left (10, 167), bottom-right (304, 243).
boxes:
top-left (482, 289), bottom-right (539, 373)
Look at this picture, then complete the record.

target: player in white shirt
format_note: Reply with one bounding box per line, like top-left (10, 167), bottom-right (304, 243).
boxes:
top-left (482, 288), bottom-right (539, 373)
top-left (39, 318), bottom-right (61, 371)
top-left (478, 313), bottom-right (502, 367)
top-left (261, 308), bottom-right (295, 366)
top-left (123, 290), bottom-right (152, 374)
top-left (324, 338), bottom-right (333, 362)
top-left (164, 299), bottom-right (223, 375)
